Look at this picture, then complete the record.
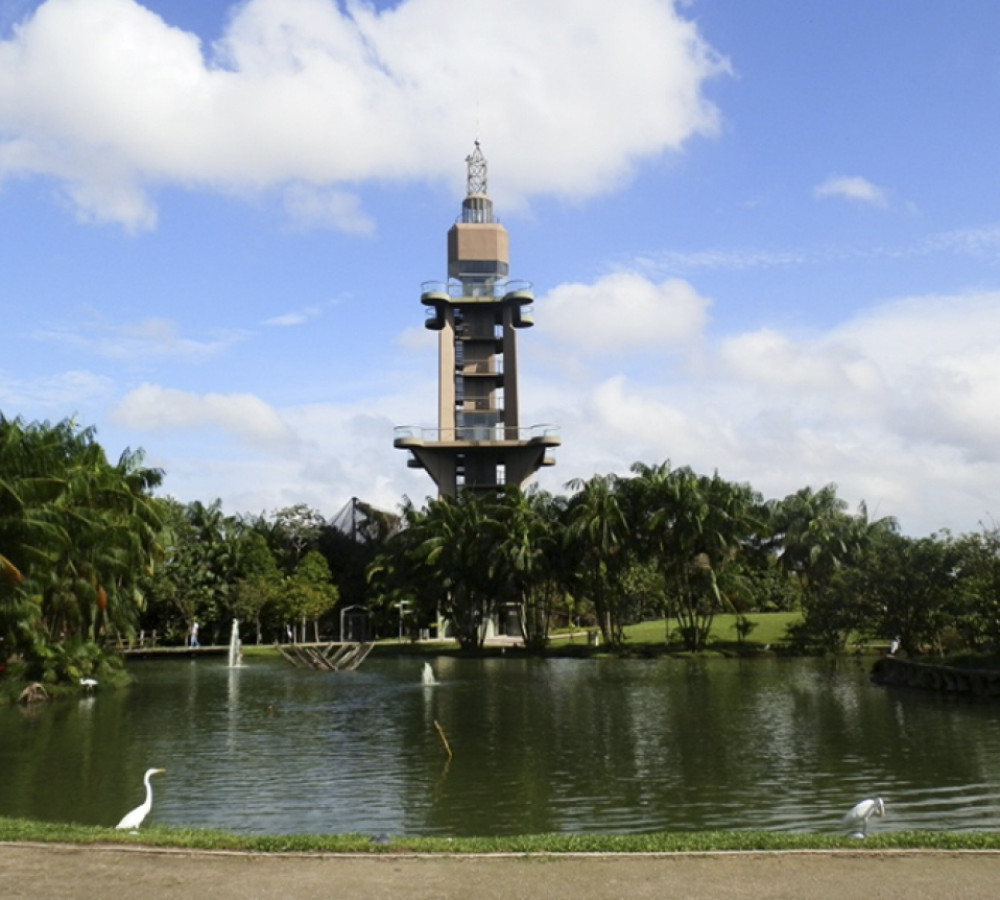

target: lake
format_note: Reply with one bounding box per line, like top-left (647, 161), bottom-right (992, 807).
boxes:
top-left (2, 654), bottom-right (999, 836)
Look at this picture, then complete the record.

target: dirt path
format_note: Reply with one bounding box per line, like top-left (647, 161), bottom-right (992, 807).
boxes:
top-left (6, 844), bottom-right (1000, 900)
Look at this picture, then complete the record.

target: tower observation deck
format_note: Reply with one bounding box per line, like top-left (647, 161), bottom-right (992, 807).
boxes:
top-left (394, 143), bottom-right (560, 496)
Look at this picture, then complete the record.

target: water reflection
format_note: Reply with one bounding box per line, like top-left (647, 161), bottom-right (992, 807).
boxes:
top-left (1, 656), bottom-right (1000, 836)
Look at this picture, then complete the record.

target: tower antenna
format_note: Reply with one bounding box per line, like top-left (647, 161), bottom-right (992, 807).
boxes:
top-left (465, 140), bottom-right (487, 197)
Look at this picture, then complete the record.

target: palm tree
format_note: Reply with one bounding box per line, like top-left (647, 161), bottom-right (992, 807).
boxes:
top-left (769, 486), bottom-right (896, 651)
top-left (372, 494), bottom-right (498, 650)
top-left (563, 473), bottom-right (632, 646)
top-left (768, 485), bottom-right (850, 589)
top-left (0, 416), bottom-right (163, 677)
top-left (628, 462), bottom-right (759, 651)
top-left (412, 492), bottom-right (497, 649)
top-left (488, 487), bottom-right (566, 650)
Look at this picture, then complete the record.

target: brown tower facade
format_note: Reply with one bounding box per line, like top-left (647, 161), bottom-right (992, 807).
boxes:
top-left (394, 143), bottom-right (559, 496)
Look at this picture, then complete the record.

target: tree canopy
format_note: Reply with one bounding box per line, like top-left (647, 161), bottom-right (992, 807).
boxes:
top-left (5, 416), bottom-right (1000, 684)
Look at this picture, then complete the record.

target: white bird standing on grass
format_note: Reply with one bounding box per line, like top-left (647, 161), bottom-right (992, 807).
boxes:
top-left (116, 767), bottom-right (166, 830)
top-left (843, 797), bottom-right (885, 838)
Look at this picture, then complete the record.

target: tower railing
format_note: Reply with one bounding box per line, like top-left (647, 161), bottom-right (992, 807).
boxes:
top-left (394, 424), bottom-right (561, 445)
top-left (421, 280), bottom-right (532, 299)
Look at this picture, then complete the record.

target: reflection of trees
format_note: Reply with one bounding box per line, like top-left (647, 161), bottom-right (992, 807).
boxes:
top-left (0, 687), bottom-right (146, 826)
top-left (405, 658), bottom-right (566, 835)
top-left (8, 659), bottom-right (1000, 835)
top-left (399, 657), bottom-right (1000, 835)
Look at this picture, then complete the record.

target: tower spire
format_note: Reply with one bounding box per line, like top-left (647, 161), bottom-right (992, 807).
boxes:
top-left (465, 140), bottom-right (487, 197)
top-left (461, 141), bottom-right (493, 225)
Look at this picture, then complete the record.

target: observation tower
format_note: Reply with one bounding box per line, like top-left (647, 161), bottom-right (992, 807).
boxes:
top-left (394, 143), bottom-right (560, 496)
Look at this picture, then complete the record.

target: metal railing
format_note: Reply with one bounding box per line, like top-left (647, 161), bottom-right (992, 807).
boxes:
top-left (394, 424), bottom-right (561, 444)
top-left (421, 279), bottom-right (533, 299)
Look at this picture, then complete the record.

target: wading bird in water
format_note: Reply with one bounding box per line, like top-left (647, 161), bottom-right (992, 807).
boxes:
top-left (843, 797), bottom-right (885, 838)
top-left (116, 768), bottom-right (166, 830)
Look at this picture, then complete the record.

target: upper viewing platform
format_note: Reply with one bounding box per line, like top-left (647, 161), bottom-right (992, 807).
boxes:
top-left (421, 280), bottom-right (534, 329)
top-left (421, 279), bottom-right (532, 300)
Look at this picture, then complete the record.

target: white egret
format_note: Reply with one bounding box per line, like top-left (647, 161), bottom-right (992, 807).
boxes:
top-left (79, 678), bottom-right (98, 692)
top-left (843, 797), bottom-right (885, 838)
top-left (115, 768), bottom-right (166, 830)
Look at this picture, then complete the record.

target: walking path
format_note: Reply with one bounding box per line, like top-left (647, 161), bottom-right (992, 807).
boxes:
top-left (6, 844), bottom-right (1000, 900)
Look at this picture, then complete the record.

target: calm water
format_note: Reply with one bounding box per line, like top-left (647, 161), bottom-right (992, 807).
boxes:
top-left (2, 655), bottom-right (1000, 836)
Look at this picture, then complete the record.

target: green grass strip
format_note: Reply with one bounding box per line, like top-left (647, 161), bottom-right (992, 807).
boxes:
top-left (3, 817), bottom-right (1000, 854)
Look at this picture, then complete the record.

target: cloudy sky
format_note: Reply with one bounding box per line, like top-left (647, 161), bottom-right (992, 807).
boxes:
top-left (2, 0), bottom-right (1000, 536)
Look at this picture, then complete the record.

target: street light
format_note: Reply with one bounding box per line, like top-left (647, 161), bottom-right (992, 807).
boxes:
top-left (396, 600), bottom-right (411, 642)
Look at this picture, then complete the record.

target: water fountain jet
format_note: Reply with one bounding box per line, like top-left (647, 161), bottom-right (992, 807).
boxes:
top-left (228, 619), bottom-right (242, 668)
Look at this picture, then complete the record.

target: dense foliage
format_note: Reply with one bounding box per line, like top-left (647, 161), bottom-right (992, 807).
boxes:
top-left (369, 465), bottom-right (999, 658)
top-left (0, 416), bottom-right (163, 682)
top-left (5, 415), bottom-right (1000, 684)
top-left (139, 501), bottom-right (359, 647)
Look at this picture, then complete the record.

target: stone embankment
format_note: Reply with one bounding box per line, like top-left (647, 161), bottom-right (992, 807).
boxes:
top-left (872, 655), bottom-right (1000, 698)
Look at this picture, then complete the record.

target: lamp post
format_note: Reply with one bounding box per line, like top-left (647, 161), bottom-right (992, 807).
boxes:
top-left (396, 600), bottom-right (411, 642)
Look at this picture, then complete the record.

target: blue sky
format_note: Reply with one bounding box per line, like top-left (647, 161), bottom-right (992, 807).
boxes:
top-left (3, 0), bottom-right (1000, 536)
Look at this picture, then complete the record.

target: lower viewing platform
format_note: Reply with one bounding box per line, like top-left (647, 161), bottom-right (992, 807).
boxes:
top-left (394, 425), bottom-right (560, 493)
top-left (393, 423), bottom-right (561, 449)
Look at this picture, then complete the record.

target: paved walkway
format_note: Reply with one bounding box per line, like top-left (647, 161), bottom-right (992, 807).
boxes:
top-left (7, 844), bottom-right (1000, 900)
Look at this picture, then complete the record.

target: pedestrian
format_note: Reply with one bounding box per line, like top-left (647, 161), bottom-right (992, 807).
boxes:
top-left (190, 620), bottom-right (200, 648)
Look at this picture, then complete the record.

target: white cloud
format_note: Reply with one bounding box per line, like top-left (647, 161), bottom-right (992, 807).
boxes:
top-left (831, 292), bottom-right (1000, 463)
top-left (640, 222), bottom-right (1000, 279)
top-left (72, 282), bottom-right (1000, 536)
top-left (394, 324), bottom-right (435, 350)
top-left (282, 184), bottom-right (375, 235)
top-left (263, 306), bottom-right (323, 327)
top-left (35, 316), bottom-right (244, 362)
top-left (0, 0), bottom-right (727, 230)
top-left (719, 329), bottom-right (885, 410)
top-left (0, 369), bottom-right (114, 409)
top-left (111, 383), bottom-right (296, 451)
top-left (814, 175), bottom-right (888, 207)
top-left (103, 369), bottom-right (439, 514)
top-left (643, 246), bottom-right (809, 272)
top-left (53, 273), bottom-right (997, 537)
top-left (925, 225), bottom-right (1000, 259)
top-left (264, 312), bottom-right (310, 327)
top-left (528, 278), bottom-right (1000, 535)
top-left (151, 417), bottom-right (427, 518)
top-left (541, 272), bottom-right (710, 355)
top-left (593, 374), bottom-right (736, 461)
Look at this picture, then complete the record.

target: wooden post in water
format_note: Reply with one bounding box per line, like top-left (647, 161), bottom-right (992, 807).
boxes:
top-left (433, 720), bottom-right (454, 760)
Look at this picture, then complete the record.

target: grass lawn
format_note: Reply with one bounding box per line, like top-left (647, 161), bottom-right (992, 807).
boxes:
top-left (243, 612), bottom-right (809, 659)
top-left (622, 611), bottom-right (803, 651)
